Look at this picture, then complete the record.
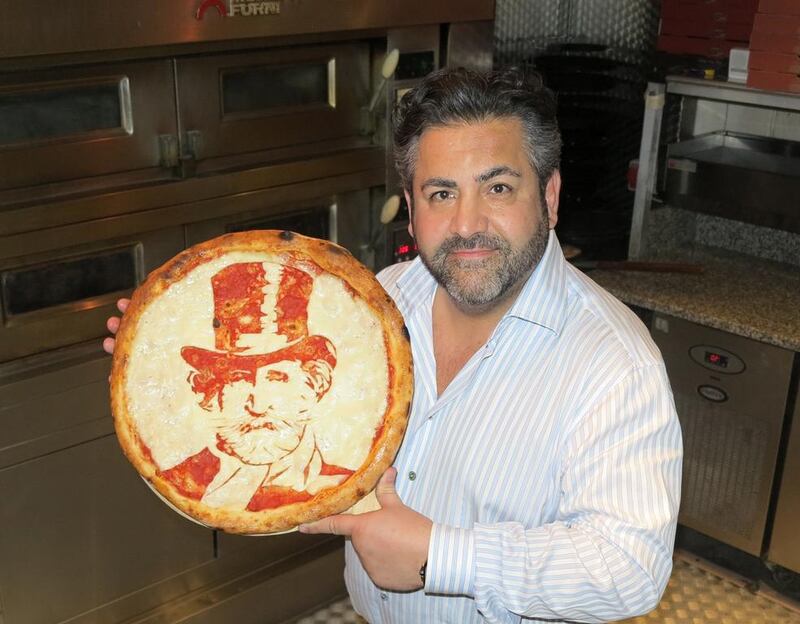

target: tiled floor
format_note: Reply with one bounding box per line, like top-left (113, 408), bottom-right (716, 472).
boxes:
top-left (292, 551), bottom-right (800, 623)
top-left (620, 553), bottom-right (800, 623)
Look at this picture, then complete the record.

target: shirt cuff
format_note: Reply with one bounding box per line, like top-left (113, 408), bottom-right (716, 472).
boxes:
top-left (425, 523), bottom-right (475, 597)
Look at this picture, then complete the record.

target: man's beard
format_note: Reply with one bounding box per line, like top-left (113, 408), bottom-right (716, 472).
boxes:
top-left (419, 221), bottom-right (550, 310)
top-left (213, 417), bottom-right (304, 465)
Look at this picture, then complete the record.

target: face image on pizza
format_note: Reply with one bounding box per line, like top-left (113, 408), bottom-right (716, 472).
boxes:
top-left (111, 231), bottom-right (412, 534)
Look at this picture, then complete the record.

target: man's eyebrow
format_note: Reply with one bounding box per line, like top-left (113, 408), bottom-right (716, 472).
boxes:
top-left (420, 177), bottom-right (458, 190)
top-left (475, 166), bottom-right (522, 184)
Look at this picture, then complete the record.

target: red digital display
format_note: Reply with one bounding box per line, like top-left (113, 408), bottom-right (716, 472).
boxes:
top-left (704, 351), bottom-right (728, 368)
top-left (394, 242), bottom-right (418, 258)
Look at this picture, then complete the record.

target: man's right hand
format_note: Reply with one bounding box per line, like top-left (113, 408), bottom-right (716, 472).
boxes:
top-left (103, 298), bottom-right (130, 354)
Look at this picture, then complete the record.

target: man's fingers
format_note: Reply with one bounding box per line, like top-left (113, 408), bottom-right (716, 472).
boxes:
top-left (299, 514), bottom-right (357, 536)
top-left (103, 337), bottom-right (116, 355)
top-left (117, 298), bottom-right (130, 313)
top-left (107, 317), bottom-right (120, 334)
top-left (375, 467), bottom-right (402, 509)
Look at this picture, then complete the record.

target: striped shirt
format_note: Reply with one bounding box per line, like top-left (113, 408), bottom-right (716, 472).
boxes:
top-left (345, 231), bottom-right (683, 623)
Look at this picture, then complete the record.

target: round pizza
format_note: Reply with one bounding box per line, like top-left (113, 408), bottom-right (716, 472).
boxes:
top-left (110, 230), bottom-right (413, 535)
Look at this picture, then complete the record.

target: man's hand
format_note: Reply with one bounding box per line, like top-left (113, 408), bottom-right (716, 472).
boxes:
top-left (103, 298), bottom-right (130, 354)
top-left (299, 467), bottom-right (432, 591)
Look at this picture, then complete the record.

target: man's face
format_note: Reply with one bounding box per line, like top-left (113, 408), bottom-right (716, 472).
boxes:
top-left (405, 117), bottom-right (560, 310)
top-left (214, 360), bottom-right (317, 465)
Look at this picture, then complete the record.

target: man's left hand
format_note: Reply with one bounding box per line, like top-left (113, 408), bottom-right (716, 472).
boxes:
top-left (299, 467), bottom-right (432, 591)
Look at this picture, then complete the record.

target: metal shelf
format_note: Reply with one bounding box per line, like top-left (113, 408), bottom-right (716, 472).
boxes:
top-left (667, 76), bottom-right (800, 112)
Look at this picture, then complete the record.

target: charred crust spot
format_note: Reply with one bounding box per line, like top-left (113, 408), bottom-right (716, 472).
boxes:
top-left (279, 230), bottom-right (295, 241)
top-left (212, 317), bottom-right (221, 328)
top-left (356, 488), bottom-right (366, 498)
top-left (326, 243), bottom-right (350, 256)
top-left (401, 325), bottom-right (410, 341)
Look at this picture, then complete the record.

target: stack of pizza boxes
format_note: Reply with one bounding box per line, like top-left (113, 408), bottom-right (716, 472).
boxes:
top-left (748, 0), bottom-right (800, 93)
top-left (657, 0), bottom-right (760, 60)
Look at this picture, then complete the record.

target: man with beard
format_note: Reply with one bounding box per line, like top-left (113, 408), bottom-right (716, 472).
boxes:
top-left (106, 67), bottom-right (682, 623)
top-left (298, 67), bottom-right (682, 624)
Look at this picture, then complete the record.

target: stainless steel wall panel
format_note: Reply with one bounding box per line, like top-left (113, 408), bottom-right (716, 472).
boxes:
top-left (0, 436), bottom-right (213, 624)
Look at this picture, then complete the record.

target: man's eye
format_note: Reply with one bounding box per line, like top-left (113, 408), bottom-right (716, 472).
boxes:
top-left (489, 183), bottom-right (511, 194)
top-left (266, 370), bottom-right (289, 382)
top-left (429, 190), bottom-right (452, 201)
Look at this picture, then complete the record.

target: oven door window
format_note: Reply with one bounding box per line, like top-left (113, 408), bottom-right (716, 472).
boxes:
top-left (1, 247), bottom-right (139, 319)
top-left (221, 61), bottom-right (334, 118)
top-left (0, 78), bottom-right (131, 148)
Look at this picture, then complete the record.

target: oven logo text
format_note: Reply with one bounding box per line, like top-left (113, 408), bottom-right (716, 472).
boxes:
top-left (196, 0), bottom-right (281, 19)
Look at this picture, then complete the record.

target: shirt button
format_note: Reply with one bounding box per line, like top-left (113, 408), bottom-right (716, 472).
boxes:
top-left (380, 592), bottom-right (388, 600)
top-left (408, 471), bottom-right (417, 481)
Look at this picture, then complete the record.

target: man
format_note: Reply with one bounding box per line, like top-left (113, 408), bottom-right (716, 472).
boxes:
top-left (107, 67), bottom-right (682, 623)
top-left (299, 67), bottom-right (682, 623)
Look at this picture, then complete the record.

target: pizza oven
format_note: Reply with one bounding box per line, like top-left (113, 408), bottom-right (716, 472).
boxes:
top-left (0, 3), bottom-right (493, 623)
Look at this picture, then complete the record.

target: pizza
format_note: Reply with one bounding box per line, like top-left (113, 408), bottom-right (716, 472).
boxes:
top-left (110, 230), bottom-right (413, 535)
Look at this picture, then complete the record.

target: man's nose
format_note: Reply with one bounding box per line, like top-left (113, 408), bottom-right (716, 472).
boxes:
top-left (247, 392), bottom-right (269, 415)
top-left (449, 193), bottom-right (489, 238)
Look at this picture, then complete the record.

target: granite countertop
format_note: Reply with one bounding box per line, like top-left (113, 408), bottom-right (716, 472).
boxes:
top-left (587, 246), bottom-right (800, 352)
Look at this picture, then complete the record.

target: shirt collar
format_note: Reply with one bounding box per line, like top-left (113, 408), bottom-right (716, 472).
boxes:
top-left (504, 229), bottom-right (568, 335)
top-left (394, 229), bottom-right (569, 335)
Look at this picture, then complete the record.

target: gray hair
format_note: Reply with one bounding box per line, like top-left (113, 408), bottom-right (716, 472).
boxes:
top-left (393, 66), bottom-right (562, 198)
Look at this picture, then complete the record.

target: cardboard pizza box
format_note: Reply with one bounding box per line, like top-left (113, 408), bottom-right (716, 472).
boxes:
top-left (661, 18), bottom-right (753, 42)
top-left (758, 0), bottom-right (800, 17)
top-left (752, 12), bottom-right (800, 36)
top-left (657, 34), bottom-right (741, 58)
top-left (749, 50), bottom-right (800, 73)
top-left (671, 0), bottom-right (758, 9)
top-left (662, 2), bottom-right (757, 24)
top-left (747, 69), bottom-right (800, 92)
top-left (750, 30), bottom-right (800, 54)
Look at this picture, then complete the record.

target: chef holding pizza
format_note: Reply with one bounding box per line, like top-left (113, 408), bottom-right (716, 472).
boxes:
top-left (106, 66), bottom-right (682, 623)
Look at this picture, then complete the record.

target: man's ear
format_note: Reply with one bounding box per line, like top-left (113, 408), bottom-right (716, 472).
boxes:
top-left (545, 170), bottom-right (561, 229)
top-left (404, 189), bottom-right (414, 237)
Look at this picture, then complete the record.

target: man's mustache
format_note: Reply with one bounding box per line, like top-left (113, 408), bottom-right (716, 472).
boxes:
top-left (435, 233), bottom-right (507, 256)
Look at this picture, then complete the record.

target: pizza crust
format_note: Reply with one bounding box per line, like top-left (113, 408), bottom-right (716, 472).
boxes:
top-left (111, 230), bottom-right (413, 534)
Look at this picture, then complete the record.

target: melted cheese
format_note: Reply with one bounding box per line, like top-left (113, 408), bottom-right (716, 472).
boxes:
top-left (125, 251), bottom-right (390, 511)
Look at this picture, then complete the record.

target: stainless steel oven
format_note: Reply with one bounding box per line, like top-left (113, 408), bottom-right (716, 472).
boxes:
top-left (0, 2), bottom-right (494, 623)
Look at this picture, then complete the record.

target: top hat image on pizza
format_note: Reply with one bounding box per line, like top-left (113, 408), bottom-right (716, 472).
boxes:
top-left (110, 231), bottom-right (412, 534)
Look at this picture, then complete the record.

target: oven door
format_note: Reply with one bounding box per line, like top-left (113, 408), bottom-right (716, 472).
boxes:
top-left (0, 60), bottom-right (177, 200)
top-left (0, 227), bottom-right (184, 363)
top-left (175, 43), bottom-right (369, 175)
top-left (184, 186), bottom-right (375, 266)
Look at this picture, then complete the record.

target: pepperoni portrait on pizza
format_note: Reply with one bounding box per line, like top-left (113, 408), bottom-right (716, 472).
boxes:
top-left (110, 231), bottom-right (413, 534)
